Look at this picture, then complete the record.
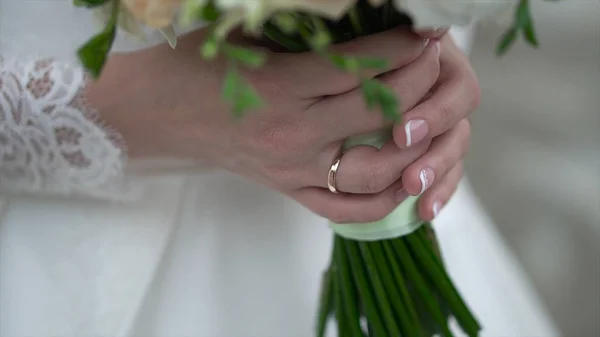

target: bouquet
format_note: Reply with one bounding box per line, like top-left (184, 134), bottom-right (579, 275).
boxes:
top-left (74, 0), bottom-right (543, 335)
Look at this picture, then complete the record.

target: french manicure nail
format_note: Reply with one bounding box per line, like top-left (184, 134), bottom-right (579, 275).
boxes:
top-left (404, 119), bottom-right (429, 147)
top-left (422, 39), bottom-right (430, 50)
top-left (419, 168), bottom-right (435, 194)
top-left (433, 201), bottom-right (443, 218)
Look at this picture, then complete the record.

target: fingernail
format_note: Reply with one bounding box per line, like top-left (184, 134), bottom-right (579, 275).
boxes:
top-left (434, 41), bottom-right (441, 56)
top-left (422, 39), bottom-right (430, 50)
top-left (404, 119), bottom-right (429, 147)
top-left (419, 168), bottom-right (435, 194)
top-left (396, 188), bottom-right (409, 202)
top-left (433, 201), bottom-right (443, 218)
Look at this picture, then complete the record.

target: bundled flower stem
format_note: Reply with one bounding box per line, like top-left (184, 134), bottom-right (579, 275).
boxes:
top-left (318, 226), bottom-right (481, 336)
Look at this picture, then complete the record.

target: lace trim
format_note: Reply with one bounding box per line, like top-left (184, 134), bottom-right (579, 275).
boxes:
top-left (0, 55), bottom-right (129, 200)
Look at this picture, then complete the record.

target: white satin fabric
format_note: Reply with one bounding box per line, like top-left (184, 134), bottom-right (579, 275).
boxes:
top-left (0, 1), bottom-right (558, 336)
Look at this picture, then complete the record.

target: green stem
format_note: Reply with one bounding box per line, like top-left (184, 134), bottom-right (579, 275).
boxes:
top-left (334, 237), bottom-right (365, 337)
top-left (316, 265), bottom-right (334, 337)
top-left (344, 240), bottom-right (387, 336)
top-left (382, 241), bottom-right (423, 335)
top-left (369, 242), bottom-right (417, 337)
top-left (393, 239), bottom-right (454, 337)
top-left (410, 230), bottom-right (481, 336)
top-left (333, 265), bottom-right (348, 337)
top-left (359, 242), bottom-right (401, 336)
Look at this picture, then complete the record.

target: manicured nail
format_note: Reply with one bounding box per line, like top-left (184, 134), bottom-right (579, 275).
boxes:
top-left (422, 38), bottom-right (430, 50)
top-left (404, 119), bottom-right (429, 147)
top-left (418, 168), bottom-right (435, 194)
top-left (433, 201), bottom-right (443, 218)
top-left (434, 41), bottom-right (441, 56)
top-left (396, 188), bottom-right (409, 202)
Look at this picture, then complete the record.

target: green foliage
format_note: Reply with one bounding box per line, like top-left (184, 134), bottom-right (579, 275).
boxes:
top-left (200, 31), bottom-right (266, 117)
top-left (198, 2), bottom-right (221, 22)
top-left (223, 45), bottom-right (266, 69)
top-left (222, 65), bottom-right (263, 118)
top-left (361, 79), bottom-right (400, 121)
top-left (73, 0), bottom-right (110, 8)
top-left (497, 0), bottom-right (539, 55)
top-left (77, 0), bottom-right (118, 77)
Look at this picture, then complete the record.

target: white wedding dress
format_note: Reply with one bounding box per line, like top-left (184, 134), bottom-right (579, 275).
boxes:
top-left (0, 2), bottom-right (559, 337)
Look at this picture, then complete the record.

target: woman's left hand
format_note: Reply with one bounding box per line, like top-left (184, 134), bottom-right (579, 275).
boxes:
top-left (395, 34), bottom-right (480, 221)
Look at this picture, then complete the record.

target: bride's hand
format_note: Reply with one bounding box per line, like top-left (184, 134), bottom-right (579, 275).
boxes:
top-left (89, 28), bottom-right (463, 223)
top-left (393, 35), bottom-right (480, 220)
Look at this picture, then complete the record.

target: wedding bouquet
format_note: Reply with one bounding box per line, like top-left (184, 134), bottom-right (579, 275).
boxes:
top-left (74, 0), bottom-right (542, 335)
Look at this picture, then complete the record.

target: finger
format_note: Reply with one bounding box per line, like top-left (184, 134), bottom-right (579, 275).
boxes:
top-left (414, 27), bottom-right (450, 40)
top-left (318, 139), bottom-right (430, 194)
top-left (417, 161), bottom-right (464, 221)
top-left (312, 41), bottom-right (441, 139)
top-left (393, 45), bottom-right (480, 148)
top-left (292, 179), bottom-right (408, 224)
top-left (401, 118), bottom-right (471, 196)
top-left (270, 28), bottom-right (428, 97)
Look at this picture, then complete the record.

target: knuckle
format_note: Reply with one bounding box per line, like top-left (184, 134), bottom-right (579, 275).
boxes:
top-left (253, 119), bottom-right (310, 157)
top-left (360, 163), bottom-right (389, 194)
top-left (436, 100), bottom-right (454, 124)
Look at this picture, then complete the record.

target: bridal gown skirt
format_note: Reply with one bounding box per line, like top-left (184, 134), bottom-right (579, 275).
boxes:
top-left (0, 171), bottom-right (559, 337)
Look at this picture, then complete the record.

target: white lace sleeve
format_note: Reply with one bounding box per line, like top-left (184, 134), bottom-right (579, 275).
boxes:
top-left (0, 56), bottom-right (127, 199)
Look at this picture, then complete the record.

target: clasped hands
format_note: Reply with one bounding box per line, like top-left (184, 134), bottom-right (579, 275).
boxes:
top-left (93, 26), bottom-right (480, 224)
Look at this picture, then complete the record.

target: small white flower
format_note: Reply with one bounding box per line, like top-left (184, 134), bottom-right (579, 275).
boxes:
top-left (201, 0), bottom-right (357, 36)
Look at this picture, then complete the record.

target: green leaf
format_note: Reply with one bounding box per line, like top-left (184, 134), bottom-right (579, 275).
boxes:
top-left (272, 13), bottom-right (298, 34)
top-left (222, 66), bottom-right (238, 102)
top-left (522, 21), bottom-right (539, 47)
top-left (360, 79), bottom-right (378, 108)
top-left (517, 0), bottom-right (539, 47)
top-left (328, 54), bottom-right (348, 70)
top-left (222, 64), bottom-right (263, 117)
top-left (378, 84), bottom-right (399, 121)
top-left (201, 35), bottom-right (219, 60)
top-left (224, 45), bottom-right (266, 68)
top-left (360, 79), bottom-right (400, 121)
top-left (73, 0), bottom-right (110, 8)
top-left (310, 30), bottom-right (332, 51)
top-left (199, 2), bottom-right (221, 22)
top-left (77, 0), bottom-right (118, 77)
top-left (327, 54), bottom-right (359, 73)
top-left (496, 27), bottom-right (518, 56)
top-left (233, 84), bottom-right (263, 117)
top-left (356, 56), bottom-right (388, 70)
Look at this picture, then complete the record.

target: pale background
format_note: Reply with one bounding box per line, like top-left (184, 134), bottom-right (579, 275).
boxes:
top-left (466, 0), bottom-right (600, 335)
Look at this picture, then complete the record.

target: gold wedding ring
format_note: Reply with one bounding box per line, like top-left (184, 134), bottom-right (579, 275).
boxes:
top-left (327, 154), bottom-right (343, 194)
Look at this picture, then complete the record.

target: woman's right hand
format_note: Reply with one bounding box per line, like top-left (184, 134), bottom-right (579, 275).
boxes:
top-left (90, 28), bottom-right (441, 223)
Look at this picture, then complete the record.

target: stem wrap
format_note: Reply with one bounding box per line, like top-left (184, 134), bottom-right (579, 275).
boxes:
top-left (329, 129), bottom-right (423, 241)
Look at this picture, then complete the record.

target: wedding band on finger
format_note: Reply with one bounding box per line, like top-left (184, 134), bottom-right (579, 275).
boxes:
top-left (327, 154), bottom-right (343, 193)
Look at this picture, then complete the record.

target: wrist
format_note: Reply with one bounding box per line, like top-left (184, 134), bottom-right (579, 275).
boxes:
top-left (85, 52), bottom-right (170, 158)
